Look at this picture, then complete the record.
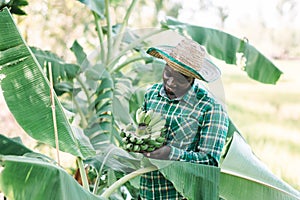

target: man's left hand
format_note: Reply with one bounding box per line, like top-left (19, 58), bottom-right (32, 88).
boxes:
top-left (143, 145), bottom-right (171, 160)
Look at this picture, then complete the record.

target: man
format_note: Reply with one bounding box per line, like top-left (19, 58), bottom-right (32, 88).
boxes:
top-left (139, 38), bottom-right (229, 199)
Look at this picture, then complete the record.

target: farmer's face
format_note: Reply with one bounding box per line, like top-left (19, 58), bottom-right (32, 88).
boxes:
top-left (163, 64), bottom-right (194, 99)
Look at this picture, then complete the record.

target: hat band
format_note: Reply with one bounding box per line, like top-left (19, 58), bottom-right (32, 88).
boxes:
top-left (147, 48), bottom-right (203, 80)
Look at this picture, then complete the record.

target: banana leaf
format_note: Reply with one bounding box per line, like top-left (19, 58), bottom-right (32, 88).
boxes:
top-left (0, 8), bottom-right (95, 159)
top-left (0, 134), bottom-right (32, 156)
top-left (0, 155), bottom-right (104, 200)
top-left (162, 17), bottom-right (283, 84)
top-left (91, 132), bottom-right (300, 200)
top-left (151, 159), bottom-right (220, 200)
top-left (220, 132), bottom-right (300, 200)
top-left (0, 0), bottom-right (28, 16)
top-left (85, 144), bottom-right (143, 173)
top-left (31, 48), bottom-right (80, 80)
top-left (85, 143), bottom-right (220, 199)
top-left (77, 0), bottom-right (105, 18)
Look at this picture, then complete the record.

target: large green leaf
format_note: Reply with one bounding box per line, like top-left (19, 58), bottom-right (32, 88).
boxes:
top-left (31, 47), bottom-right (81, 95)
top-left (0, 134), bottom-right (32, 156)
top-left (220, 132), bottom-right (300, 200)
top-left (31, 47), bottom-right (80, 82)
top-left (0, 155), bottom-right (104, 200)
top-left (77, 0), bottom-right (105, 18)
top-left (151, 160), bottom-right (220, 200)
top-left (92, 131), bottom-right (300, 199)
top-left (87, 143), bottom-right (220, 199)
top-left (0, 0), bottom-right (28, 15)
top-left (163, 17), bottom-right (283, 84)
top-left (0, 8), bottom-right (95, 159)
top-left (85, 144), bottom-right (142, 173)
top-left (70, 40), bottom-right (92, 70)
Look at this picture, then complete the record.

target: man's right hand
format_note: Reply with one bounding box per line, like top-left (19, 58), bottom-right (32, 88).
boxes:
top-left (143, 145), bottom-right (171, 160)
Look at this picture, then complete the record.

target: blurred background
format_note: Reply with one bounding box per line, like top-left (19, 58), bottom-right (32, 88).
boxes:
top-left (0, 0), bottom-right (299, 190)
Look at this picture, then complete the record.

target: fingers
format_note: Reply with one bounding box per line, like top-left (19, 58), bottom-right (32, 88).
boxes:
top-left (143, 146), bottom-right (171, 160)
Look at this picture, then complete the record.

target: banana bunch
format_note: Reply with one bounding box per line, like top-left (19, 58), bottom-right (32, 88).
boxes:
top-left (120, 108), bottom-right (166, 152)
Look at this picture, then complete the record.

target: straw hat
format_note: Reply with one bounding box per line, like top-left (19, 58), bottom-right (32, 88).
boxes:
top-left (146, 38), bottom-right (221, 82)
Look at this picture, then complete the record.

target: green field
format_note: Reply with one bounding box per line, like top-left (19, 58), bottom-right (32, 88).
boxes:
top-left (219, 59), bottom-right (300, 190)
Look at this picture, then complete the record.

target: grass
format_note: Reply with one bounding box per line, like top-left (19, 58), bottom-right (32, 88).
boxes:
top-left (218, 59), bottom-right (300, 190)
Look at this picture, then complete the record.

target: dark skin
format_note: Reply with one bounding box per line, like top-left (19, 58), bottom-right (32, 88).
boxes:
top-left (162, 64), bottom-right (194, 100)
top-left (143, 64), bottom-right (194, 159)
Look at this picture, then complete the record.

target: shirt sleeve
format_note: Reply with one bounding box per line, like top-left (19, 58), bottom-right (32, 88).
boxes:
top-left (168, 103), bottom-right (229, 166)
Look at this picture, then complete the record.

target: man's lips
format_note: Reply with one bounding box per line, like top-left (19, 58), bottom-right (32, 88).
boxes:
top-left (165, 86), bottom-right (173, 93)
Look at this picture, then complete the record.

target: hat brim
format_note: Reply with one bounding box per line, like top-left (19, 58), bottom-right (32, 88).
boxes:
top-left (147, 47), bottom-right (221, 82)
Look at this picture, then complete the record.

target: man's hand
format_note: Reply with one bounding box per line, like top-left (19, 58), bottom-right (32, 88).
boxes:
top-left (143, 145), bottom-right (171, 160)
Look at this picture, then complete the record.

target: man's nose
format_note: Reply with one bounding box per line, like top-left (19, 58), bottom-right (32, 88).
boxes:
top-left (167, 77), bottom-right (175, 86)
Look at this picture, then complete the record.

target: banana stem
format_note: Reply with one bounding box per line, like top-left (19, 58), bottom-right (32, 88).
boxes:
top-left (112, 0), bottom-right (139, 52)
top-left (93, 148), bottom-right (115, 194)
top-left (76, 76), bottom-right (92, 105)
top-left (108, 28), bottom-right (165, 73)
top-left (72, 97), bottom-right (88, 129)
top-left (105, 0), bottom-right (112, 65)
top-left (101, 166), bottom-right (157, 198)
top-left (77, 157), bottom-right (90, 191)
top-left (92, 11), bottom-right (106, 63)
top-left (110, 56), bottom-right (153, 73)
top-left (48, 62), bottom-right (60, 166)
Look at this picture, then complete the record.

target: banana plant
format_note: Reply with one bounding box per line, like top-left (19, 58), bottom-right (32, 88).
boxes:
top-left (1, 1), bottom-right (300, 199)
top-left (0, 0), bottom-right (28, 15)
top-left (162, 17), bottom-right (283, 85)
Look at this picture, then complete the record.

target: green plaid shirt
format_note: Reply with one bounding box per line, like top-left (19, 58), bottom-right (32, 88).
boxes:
top-left (139, 83), bottom-right (228, 200)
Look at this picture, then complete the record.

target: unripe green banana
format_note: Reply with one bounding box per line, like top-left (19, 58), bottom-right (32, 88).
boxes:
top-left (145, 126), bottom-right (152, 134)
top-left (148, 112), bottom-right (163, 127)
top-left (155, 136), bottom-right (165, 143)
top-left (125, 143), bottom-right (133, 151)
top-left (135, 138), bottom-right (143, 144)
top-left (133, 144), bottom-right (141, 152)
top-left (146, 146), bottom-right (156, 152)
top-left (122, 137), bottom-right (129, 144)
top-left (135, 107), bottom-right (142, 121)
top-left (120, 109), bottom-right (167, 153)
top-left (140, 144), bottom-right (149, 151)
top-left (136, 108), bottom-right (146, 124)
top-left (120, 131), bottom-right (126, 138)
top-left (161, 127), bottom-right (167, 133)
top-left (147, 139), bottom-right (163, 147)
top-left (140, 135), bottom-right (151, 140)
top-left (129, 136), bottom-right (137, 143)
top-left (151, 119), bottom-right (166, 132)
top-left (151, 131), bottom-right (163, 139)
top-left (143, 110), bottom-right (154, 125)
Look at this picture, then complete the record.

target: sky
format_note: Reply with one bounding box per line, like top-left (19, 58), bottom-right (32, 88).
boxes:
top-left (173, 0), bottom-right (300, 30)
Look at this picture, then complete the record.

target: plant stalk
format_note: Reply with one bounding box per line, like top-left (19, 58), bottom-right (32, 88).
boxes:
top-left (92, 11), bottom-right (106, 63)
top-left (105, 0), bottom-right (112, 65)
top-left (108, 28), bottom-right (166, 73)
top-left (93, 148), bottom-right (115, 194)
top-left (72, 96), bottom-right (88, 129)
top-left (48, 62), bottom-right (60, 166)
top-left (77, 157), bottom-right (90, 191)
top-left (101, 166), bottom-right (157, 198)
top-left (76, 76), bottom-right (92, 105)
top-left (112, 0), bottom-right (139, 52)
top-left (110, 56), bottom-right (153, 72)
